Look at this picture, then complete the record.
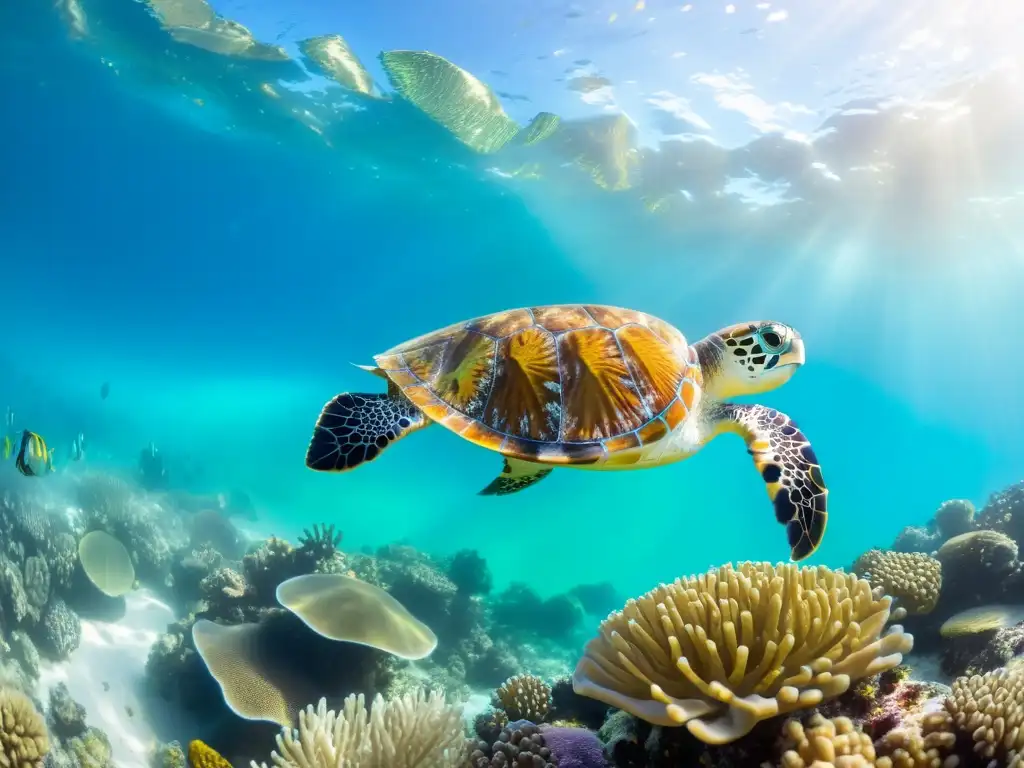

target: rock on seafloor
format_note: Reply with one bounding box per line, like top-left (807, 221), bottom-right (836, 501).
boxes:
top-left (37, 589), bottom-right (201, 768)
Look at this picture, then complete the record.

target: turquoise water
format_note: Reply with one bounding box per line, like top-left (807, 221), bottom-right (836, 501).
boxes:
top-left (2, 0), bottom-right (1022, 599)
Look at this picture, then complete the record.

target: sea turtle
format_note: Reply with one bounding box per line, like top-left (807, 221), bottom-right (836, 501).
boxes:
top-left (305, 305), bottom-right (828, 560)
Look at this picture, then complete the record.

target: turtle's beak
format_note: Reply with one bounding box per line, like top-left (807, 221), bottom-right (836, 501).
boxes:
top-left (777, 337), bottom-right (805, 368)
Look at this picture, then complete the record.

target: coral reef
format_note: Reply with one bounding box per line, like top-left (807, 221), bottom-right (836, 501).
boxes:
top-left (0, 687), bottom-right (48, 768)
top-left (446, 550), bottom-right (492, 597)
top-left (253, 690), bottom-right (468, 768)
top-left (152, 741), bottom-right (186, 768)
top-left (976, 480), bottom-right (1024, 548)
top-left (939, 607), bottom-right (1024, 677)
top-left (74, 473), bottom-right (185, 584)
top-left (494, 674), bottom-right (552, 723)
top-left (467, 722), bottom-right (557, 768)
top-left (933, 499), bottom-right (975, 540)
top-left (945, 666), bottom-right (1024, 765)
top-left (36, 599), bottom-right (81, 661)
top-left (573, 562), bottom-right (913, 743)
top-left (538, 726), bottom-right (606, 768)
top-left (853, 550), bottom-right (941, 616)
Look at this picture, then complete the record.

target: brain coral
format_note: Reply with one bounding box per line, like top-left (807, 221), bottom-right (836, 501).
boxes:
top-left (572, 562), bottom-right (914, 744)
top-left (0, 688), bottom-right (49, 768)
top-left (937, 530), bottom-right (1017, 574)
top-left (853, 550), bottom-right (942, 615)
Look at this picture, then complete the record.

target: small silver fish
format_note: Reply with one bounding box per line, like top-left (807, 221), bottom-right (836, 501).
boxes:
top-left (69, 432), bottom-right (85, 461)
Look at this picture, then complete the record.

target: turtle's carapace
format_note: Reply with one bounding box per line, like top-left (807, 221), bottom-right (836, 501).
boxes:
top-left (304, 305), bottom-right (828, 561)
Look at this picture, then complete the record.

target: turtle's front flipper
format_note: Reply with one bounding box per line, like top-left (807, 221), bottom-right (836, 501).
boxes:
top-left (711, 403), bottom-right (828, 561)
top-left (479, 457), bottom-right (552, 496)
top-left (305, 391), bottom-right (428, 473)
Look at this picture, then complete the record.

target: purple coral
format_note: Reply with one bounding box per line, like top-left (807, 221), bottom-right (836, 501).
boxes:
top-left (540, 725), bottom-right (607, 768)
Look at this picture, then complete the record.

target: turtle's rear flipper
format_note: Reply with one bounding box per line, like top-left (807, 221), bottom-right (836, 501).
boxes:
top-left (305, 391), bottom-right (427, 473)
top-left (712, 403), bottom-right (828, 561)
top-left (479, 457), bottom-right (552, 496)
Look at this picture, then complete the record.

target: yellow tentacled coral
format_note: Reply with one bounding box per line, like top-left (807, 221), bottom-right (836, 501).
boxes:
top-left (572, 562), bottom-right (914, 744)
top-left (853, 550), bottom-right (942, 615)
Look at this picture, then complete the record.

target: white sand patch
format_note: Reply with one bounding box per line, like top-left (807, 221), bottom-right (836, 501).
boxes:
top-left (37, 590), bottom-right (198, 768)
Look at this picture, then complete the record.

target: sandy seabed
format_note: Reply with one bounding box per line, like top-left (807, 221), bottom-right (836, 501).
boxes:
top-left (38, 590), bottom-right (199, 768)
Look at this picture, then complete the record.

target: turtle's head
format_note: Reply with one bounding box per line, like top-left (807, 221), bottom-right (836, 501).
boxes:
top-left (696, 321), bottom-right (804, 400)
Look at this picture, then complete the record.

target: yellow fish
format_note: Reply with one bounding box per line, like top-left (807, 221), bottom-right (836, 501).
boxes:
top-left (2, 435), bottom-right (12, 460)
top-left (15, 430), bottom-right (49, 477)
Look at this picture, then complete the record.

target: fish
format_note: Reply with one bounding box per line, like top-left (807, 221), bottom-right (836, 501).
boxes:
top-left (2, 435), bottom-right (13, 460)
top-left (69, 432), bottom-right (85, 461)
top-left (100, 382), bottom-right (110, 400)
top-left (15, 430), bottom-right (50, 477)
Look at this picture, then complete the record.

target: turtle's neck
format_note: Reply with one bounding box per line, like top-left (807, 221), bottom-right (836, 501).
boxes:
top-left (693, 334), bottom-right (726, 398)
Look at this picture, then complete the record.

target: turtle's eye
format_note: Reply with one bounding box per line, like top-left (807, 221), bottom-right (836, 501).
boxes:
top-left (759, 328), bottom-right (785, 352)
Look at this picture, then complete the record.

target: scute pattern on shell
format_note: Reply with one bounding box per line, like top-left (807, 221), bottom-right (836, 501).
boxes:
top-left (376, 305), bottom-right (700, 465)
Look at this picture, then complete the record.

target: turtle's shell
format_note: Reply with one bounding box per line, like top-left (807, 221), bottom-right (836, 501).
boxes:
top-left (374, 305), bottom-right (703, 466)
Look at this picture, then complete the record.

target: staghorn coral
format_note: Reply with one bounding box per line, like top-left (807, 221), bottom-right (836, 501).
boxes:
top-left (572, 562), bottom-right (914, 744)
top-left (853, 550), bottom-right (942, 616)
top-left (252, 690), bottom-right (468, 768)
top-left (494, 674), bottom-right (552, 723)
top-left (945, 667), bottom-right (1024, 765)
top-left (933, 500), bottom-right (974, 540)
top-left (0, 687), bottom-right (49, 768)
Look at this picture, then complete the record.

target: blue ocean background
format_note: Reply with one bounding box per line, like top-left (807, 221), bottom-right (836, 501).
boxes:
top-left (2, 0), bottom-right (1022, 599)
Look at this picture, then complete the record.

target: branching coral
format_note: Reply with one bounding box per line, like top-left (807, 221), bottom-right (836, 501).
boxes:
top-left (494, 673), bottom-right (552, 723)
top-left (853, 550), bottom-right (942, 616)
top-left (0, 687), bottom-right (50, 768)
top-left (945, 667), bottom-right (1024, 765)
top-left (572, 562), bottom-right (914, 744)
top-left (252, 691), bottom-right (467, 768)
top-left (297, 524), bottom-right (342, 562)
